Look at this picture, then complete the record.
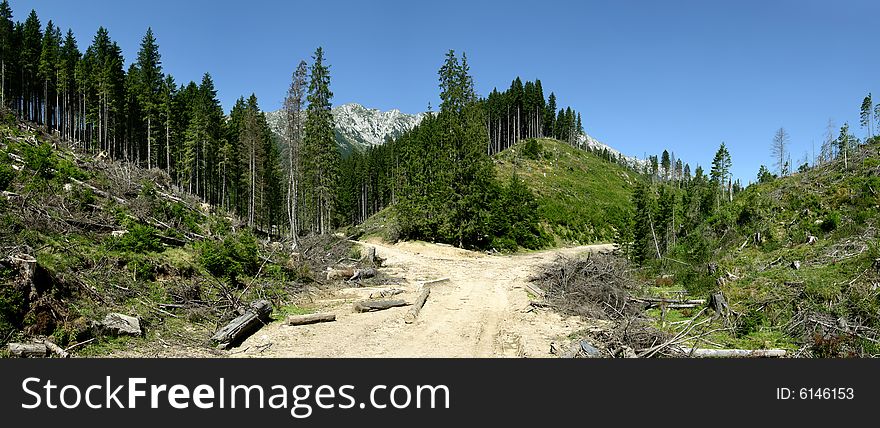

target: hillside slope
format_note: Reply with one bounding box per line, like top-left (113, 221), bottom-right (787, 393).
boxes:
top-left (663, 141), bottom-right (880, 356)
top-left (494, 138), bottom-right (640, 245)
top-left (0, 117), bottom-right (354, 356)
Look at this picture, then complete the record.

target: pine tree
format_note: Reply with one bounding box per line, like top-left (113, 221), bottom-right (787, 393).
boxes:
top-left (0, 0), bottom-right (12, 107)
top-left (303, 47), bottom-right (338, 234)
top-left (21, 10), bottom-right (42, 122)
top-left (710, 142), bottom-right (732, 204)
top-left (860, 93), bottom-right (873, 141)
top-left (660, 150), bottom-right (671, 180)
top-left (283, 59), bottom-right (307, 241)
top-left (757, 164), bottom-right (774, 183)
top-left (134, 28), bottom-right (163, 169)
top-left (544, 92), bottom-right (556, 137)
top-left (837, 122), bottom-right (856, 170)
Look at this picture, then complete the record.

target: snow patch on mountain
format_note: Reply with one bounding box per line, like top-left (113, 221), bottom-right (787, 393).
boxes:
top-left (266, 102), bottom-right (644, 169)
top-left (265, 103), bottom-right (425, 154)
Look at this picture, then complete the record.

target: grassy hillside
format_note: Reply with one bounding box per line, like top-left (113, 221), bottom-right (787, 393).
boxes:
top-left (0, 117), bottom-right (355, 356)
top-left (494, 138), bottom-right (640, 245)
top-left (656, 141), bottom-right (880, 356)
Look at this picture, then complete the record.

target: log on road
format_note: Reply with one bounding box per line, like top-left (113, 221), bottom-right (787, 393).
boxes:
top-left (404, 287), bottom-right (431, 324)
top-left (349, 268), bottom-right (377, 281)
top-left (370, 289), bottom-right (404, 299)
top-left (682, 348), bottom-right (787, 358)
top-left (211, 299), bottom-right (272, 349)
top-left (287, 313), bottom-right (336, 326)
top-left (354, 299), bottom-right (409, 313)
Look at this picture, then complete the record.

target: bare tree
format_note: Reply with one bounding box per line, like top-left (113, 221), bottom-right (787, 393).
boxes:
top-left (283, 60), bottom-right (308, 245)
top-left (820, 118), bottom-right (836, 163)
top-left (771, 127), bottom-right (789, 176)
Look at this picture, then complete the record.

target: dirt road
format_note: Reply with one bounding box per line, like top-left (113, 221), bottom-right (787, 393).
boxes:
top-left (233, 241), bottom-right (614, 358)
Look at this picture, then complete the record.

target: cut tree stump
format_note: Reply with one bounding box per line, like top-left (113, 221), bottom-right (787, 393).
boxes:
top-left (708, 292), bottom-right (730, 318)
top-left (354, 299), bottom-right (409, 313)
top-left (211, 299), bottom-right (272, 349)
top-left (7, 343), bottom-right (48, 358)
top-left (404, 287), bottom-right (431, 324)
top-left (361, 247), bottom-right (384, 267)
top-left (287, 313), bottom-right (336, 326)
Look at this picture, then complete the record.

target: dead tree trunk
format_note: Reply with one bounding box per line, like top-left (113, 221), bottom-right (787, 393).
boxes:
top-left (354, 299), bottom-right (409, 313)
top-left (404, 287), bottom-right (431, 324)
top-left (349, 268), bottom-right (376, 281)
top-left (287, 313), bottom-right (336, 326)
top-left (211, 300), bottom-right (272, 349)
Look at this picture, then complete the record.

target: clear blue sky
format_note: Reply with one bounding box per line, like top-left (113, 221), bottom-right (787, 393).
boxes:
top-left (18, 0), bottom-right (880, 182)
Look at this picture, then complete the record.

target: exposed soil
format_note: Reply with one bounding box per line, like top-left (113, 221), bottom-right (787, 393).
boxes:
top-left (231, 240), bottom-right (615, 358)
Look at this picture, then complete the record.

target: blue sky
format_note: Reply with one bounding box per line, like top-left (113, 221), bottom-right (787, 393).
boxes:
top-left (18, 0), bottom-right (880, 182)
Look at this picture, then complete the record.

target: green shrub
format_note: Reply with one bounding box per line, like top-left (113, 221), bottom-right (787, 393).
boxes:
top-left (521, 139), bottom-right (542, 160)
top-left (111, 224), bottom-right (164, 254)
top-left (20, 143), bottom-right (85, 185)
top-left (0, 272), bottom-right (27, 338)
top-left (820, 212), bottom-right (840, 233)
top-left (0, 152), bottom-right (14, 191)
top-left (736, 309), bottom-right (766, 337)
top-left (197, 232), bottom-right (259, 281)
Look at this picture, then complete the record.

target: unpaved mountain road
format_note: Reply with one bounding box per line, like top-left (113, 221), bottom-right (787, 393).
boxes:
top-left (233, 241), bottom-right (614, 358)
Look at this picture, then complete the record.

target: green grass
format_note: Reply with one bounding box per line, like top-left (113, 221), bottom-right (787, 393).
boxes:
top-left (273, 304), bottom-right (315, 319)
top-left (494, 138), bottom-right (639, 245)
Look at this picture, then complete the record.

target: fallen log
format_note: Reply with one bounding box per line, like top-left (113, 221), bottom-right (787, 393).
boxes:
top-left (404, 287), bottom-right (431, 324)
top-left (349, 268), bottom-right (377, 281)
top-left (631, 297), bottom-right (706, 305)
top-left (422, 277), bottom-right (450, 287)
top-left (69, 177), bottom-right (127, 205)
top-left (7, 343), bottom-right (48, 358)
top-left (327, 267), bottom-right (355, 280)
top-left (287, 313), bottom-right (336, 326)
top-left (370, 289), bottom-right (404, 299)
top-left (524, 282), bottom-right (546, 299)
top-left (40, 340), bottom-right (70, 358)
top-left (211, 300), bottom-right (272, 349)
top-left (354, 299), bottom-right (409, 313)
top-left (682, 348), bottom-right (787, 358)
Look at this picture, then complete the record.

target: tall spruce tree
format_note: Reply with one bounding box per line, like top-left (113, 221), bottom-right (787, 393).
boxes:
top-left (134, 28), bottom-right (163, 169)
top-left (303, 47), bottom-right (338, 234)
